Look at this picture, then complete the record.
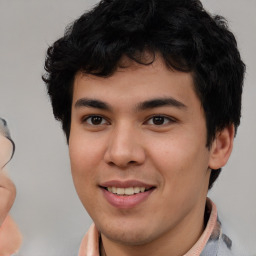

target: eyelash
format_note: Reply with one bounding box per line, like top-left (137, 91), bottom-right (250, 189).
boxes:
top-left (144, 115), bottom-right (176, 126)
top-left (82, 115), bottom-right (176, 127)
top-left (82, 115), bottom-right (109, 126)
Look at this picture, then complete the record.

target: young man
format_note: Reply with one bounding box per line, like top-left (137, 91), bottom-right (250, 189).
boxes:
top-left (43, 0), bottom-right (245, 255)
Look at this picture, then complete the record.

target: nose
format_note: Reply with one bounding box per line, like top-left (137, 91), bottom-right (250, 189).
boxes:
top-left (103, 124), bottom-right (146, 168)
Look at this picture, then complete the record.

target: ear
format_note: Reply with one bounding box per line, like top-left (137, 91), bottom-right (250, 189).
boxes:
top-left (208, 125), bottom-right (235, 170)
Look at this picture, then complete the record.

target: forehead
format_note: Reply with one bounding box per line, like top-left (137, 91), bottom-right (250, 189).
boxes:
top-left (73, 56), bottom-right (197, 104)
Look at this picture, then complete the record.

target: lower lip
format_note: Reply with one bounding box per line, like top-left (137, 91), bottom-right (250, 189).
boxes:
top-left (101, 188), bottom-right (154, 209)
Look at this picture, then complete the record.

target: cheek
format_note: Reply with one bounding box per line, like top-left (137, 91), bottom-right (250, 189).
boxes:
top-left (69, 137), bottom-right (97, 192)
top-left (69, 141), bottom-right (98, 212)
top-left (68, 132), bottom-right (109, 200)
top-left (149, 137), bottom-right (210, 220)
top-left (148, 134), bottom-right (210, 189)
top-left (69, 131), bottom-right (105, 171)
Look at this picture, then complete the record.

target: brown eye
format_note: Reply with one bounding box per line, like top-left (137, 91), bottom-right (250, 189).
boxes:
top-left (146, 115), bottom-right (175, 126)
top-left (152, 116), bottom-right (165, 125)
top-left (85, 115), bottom-right (107, 125)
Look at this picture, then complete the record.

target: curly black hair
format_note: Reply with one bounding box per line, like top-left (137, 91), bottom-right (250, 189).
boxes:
top-left (42, 0), bottom-right (245, 189)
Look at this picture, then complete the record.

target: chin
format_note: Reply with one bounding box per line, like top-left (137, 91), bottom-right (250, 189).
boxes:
top-left (97, 221), bottom-right (159, 246)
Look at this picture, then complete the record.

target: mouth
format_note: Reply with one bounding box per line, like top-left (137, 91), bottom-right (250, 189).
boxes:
top-left (102, 186), bottom-right (153, 196)
top-left (99, 180), bottom-right (156, 208)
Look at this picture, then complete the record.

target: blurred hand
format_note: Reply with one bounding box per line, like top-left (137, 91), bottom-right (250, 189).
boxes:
top-left (0, 171), bottom-right (16, 226)
top-left (0, 215), bottom-right (22, 256)
top-left (0, 169), bottom-right (22, 256)
top-left (0, 119), bottom-right (22, 255)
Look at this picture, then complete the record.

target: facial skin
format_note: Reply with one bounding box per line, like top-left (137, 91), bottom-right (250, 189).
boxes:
top-left (69, 56), bottom-right (233, 256)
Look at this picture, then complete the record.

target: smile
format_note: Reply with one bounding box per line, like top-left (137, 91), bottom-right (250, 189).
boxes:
top-left (100, 182), bottom-right (155, 208)
top-left (106, 186), bottom-right (148, 196)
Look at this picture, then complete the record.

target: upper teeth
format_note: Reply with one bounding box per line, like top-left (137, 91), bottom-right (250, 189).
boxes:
top-left (107, 187), bottom-right (146, 195)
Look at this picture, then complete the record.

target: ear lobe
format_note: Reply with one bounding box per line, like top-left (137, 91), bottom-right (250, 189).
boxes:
top-left (208, 125), bottom-right (235, 170)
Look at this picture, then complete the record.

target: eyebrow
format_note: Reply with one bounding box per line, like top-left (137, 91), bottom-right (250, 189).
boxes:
top-left (74, 98), bottom-right (112, 111)
top-left (74, 97), bottom-right (187, 112)
top-left (136, 97), bottom-right (187, 111)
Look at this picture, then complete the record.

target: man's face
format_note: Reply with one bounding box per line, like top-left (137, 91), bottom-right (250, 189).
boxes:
top-left (69, 57), bottom-right (212, 246)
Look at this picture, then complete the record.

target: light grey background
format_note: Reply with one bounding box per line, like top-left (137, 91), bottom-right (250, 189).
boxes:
top-left (0, 0), bottom-right (255, 255)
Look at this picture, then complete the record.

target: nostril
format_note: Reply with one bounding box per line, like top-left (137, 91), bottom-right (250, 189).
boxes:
top-left (128, 161), bottom-right (137, 165)
top-left (108, 161), bottom-right (116, 167)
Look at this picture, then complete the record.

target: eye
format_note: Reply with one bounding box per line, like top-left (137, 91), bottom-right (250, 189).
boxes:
top-left (83, 115), bottom-right (108, 126)
top-left (146, 115), bottom-right (175, 126)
